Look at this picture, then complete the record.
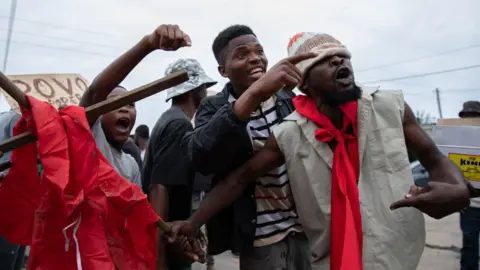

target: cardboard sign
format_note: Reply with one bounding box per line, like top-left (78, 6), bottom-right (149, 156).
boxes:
top-left (438, 118), bottom-right (480, 126)
top-left (0, 74), bottom-right (89, 113)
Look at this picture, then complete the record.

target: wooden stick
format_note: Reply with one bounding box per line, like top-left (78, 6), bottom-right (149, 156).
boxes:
top-left (0, 161), bottom-right (12, 173)
top-left (0, 70), bottom-right (188, 155)
top-left (0, 72), bottom-right (29, 109)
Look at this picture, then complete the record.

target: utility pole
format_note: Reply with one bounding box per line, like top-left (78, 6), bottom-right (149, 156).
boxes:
top-left (435, 88), bottom-right (443, 119)
top-left (3, 0), bottom-right (18, 73)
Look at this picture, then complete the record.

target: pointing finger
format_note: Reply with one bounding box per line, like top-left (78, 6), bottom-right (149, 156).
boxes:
top-left (390, 197), bottom-right (419, 210)
top-left (285, 52), bottom-right (318, 65)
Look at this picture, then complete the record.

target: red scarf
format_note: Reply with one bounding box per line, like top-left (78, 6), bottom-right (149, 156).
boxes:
top-left (293, 95), bottom-right (363, 270)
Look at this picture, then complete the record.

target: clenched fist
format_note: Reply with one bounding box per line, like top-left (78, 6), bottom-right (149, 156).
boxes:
top-left (146, 24), bottom-right (191, 51)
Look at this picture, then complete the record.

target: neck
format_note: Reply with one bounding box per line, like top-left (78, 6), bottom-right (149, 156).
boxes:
top-left (173, 101), bottom-right (196, 120)
top-left (317, 101), bottom-right (343, 129)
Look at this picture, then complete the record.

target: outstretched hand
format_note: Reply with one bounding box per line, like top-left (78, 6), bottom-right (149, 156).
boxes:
top-left (390, 182), bottom-right (470, 219)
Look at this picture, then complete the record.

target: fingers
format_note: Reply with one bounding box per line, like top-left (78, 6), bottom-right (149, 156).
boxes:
top-left (390, 185), bottom-right (430, 210)
top-left (390, 196), bottom-right (421, 210)
top-left (189, 239), bottom-right (206, 263)
top-left (155, 24), bottom-right (190, 51)
top-left (166, 223), bottom-right (179, 244)
top-left (285, 52), bottom-right (318, 65)
top-left (278, 61), bottom-right (303, 91)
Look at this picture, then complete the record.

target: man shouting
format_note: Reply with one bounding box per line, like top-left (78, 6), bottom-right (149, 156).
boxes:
top-left (171, 32), bottom-right (471, 269)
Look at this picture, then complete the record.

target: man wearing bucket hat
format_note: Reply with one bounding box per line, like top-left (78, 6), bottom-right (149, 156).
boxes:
top-left (171, 32), bottom-right (471, 270)
top-left (142, 58), bottom-right (216, 270)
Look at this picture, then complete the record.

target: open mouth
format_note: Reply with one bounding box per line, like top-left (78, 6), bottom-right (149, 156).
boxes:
top-left (115, 117), bottom-right (131, 133)
top-left (248, 66), bottom-right (265, 79)
top-left (335, 66), bottom-right (353, 86)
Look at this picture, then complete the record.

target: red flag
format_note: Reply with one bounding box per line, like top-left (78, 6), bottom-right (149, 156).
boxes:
top-left (0, 96), bottom-right (160, 269)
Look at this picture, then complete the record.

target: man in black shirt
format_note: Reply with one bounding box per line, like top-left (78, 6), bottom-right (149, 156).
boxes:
top-left (142, 58), bottom-right (216, 270)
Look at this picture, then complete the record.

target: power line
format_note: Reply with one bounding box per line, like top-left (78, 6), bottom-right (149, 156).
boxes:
top-left (356, 43), bottom-right (480, 73)
top-left (363, 64), bottom-right (480, 84)
top-left (402, 88), bottom-right (479, 96)
top-left (0, 16), bottom-right (129, 38)
top-left (0, 39), bottom-right (116, 58)
top-left (0, 27), bottom-right (124, 49)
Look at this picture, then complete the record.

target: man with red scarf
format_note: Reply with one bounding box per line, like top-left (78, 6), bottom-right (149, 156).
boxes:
top-left (170, 32), bottom-right (471, 269)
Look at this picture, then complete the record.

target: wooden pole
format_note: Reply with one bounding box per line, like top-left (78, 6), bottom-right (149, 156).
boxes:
top-left (0, 70), bottom-right (188, 155)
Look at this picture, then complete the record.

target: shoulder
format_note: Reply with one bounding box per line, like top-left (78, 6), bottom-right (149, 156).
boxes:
top-left (120, 151), bottom-right (140, 178)
top-left (364, 88), bottom-right (406, 124)
top-left (198, 93), bottom-right (228, 113)
top-left (151, 115), bottom-right (192, 144)
top-left (372, 89), bottom-right (404, 104)
top-left (273, 112), bottom-right (302, 150)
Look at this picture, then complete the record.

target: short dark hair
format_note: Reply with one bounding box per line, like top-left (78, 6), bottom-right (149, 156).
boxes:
top-left (135, 124), bottom-right (149, 139)
top-left (212, 25), bottom-right (256, 63)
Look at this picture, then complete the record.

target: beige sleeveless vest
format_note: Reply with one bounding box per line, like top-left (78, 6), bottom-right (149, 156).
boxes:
top-left (273, 88), bottom-right (425, 270)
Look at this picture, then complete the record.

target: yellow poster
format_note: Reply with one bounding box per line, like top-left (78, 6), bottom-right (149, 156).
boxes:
top-left (448, 153), bottom-right (480, 181)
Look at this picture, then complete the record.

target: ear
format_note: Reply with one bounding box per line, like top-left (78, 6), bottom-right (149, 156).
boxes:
top-left (217, 65), bottom-right (228, 78)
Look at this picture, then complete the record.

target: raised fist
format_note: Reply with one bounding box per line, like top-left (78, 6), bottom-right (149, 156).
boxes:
top-left (146, 24), bottom-right (191, 51)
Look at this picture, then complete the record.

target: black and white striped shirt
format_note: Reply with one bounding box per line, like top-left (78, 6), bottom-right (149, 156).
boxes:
top-left (229, 94), bottom-right (301, 247)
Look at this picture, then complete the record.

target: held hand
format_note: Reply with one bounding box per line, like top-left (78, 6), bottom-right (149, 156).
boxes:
top-left (390, 182), bottom-right (470, 219)
top-left (165, 221), bottom-right (206, 263)
top-left (166, 235), bottom-right (202, 262)
top-left (165, 220), bottom-right (197, 245)
top-left (247, 52), bottom-right (317, 100)
top-left (146, 24), bottom-right (191, 51)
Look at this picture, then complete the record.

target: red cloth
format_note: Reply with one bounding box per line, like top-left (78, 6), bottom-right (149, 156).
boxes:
top-left (0, 96), bottom-right (159, 269)
top-left (293, 95), bottom-right (363, 270)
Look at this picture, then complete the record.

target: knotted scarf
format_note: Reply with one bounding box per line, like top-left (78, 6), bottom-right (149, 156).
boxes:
top-left (293, 95), bottom-right (363, 270)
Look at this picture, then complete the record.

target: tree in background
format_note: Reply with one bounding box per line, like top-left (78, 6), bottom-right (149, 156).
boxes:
top-left (415, 110), bottom-right (436, 125)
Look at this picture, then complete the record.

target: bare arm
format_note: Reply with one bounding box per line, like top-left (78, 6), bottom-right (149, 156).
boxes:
top-left (403, 103), bottom-right (465, 185)
top-left (79, 37), bottom-right (152, 109)
top-left (149, 184), bottom-right (168, 270)
top-left (390, 103), bottom-right (470, 218)
top-left (189, 135), bottom-right (285, 228)
top-left (79, 24), bottom-right (191, 123)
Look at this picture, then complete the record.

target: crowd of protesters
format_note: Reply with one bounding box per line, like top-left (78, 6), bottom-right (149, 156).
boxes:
top-left (0, 22), bottom-right (479, 270)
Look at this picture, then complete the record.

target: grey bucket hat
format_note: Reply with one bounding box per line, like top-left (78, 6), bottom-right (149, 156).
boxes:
top-left (459, 101), bottom-right (480, 118)
top-left (165, 58), bottom-right (217, 101)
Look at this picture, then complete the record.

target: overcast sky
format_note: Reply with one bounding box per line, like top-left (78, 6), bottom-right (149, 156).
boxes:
top-left (0, 0), bottom-right (479, 130)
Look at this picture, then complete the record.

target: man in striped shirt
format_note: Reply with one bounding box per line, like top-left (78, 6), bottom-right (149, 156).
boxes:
top-left (177, 25), bottom-right (313, 269)
top-left (227, 93), bottom-right (301, 247)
